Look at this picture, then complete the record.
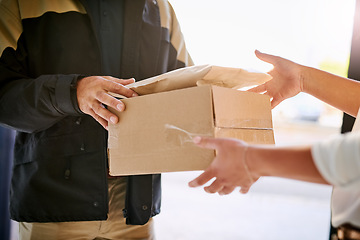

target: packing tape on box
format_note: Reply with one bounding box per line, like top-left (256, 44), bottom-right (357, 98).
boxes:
top-left (164, 124), bottom-right (212, 146)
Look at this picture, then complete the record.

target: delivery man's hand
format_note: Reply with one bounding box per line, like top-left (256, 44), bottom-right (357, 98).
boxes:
top-left (188, 136), bottom-right (258, 195)
top-left (248, 50), bottom-right (303, 108)
top-left (76, 76), bottom-right (138, 129)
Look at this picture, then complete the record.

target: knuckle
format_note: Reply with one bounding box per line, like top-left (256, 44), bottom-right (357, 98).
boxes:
top-left (81, 105), bottom-right (92, 114)
top-left (95, 91), bottom-right (105, 100)
top-left (112, 82), bottom-right (124, 91)
top-left (217, 178), bottom-right (226, 185)
top-left (91, 102), bottom-right (101, 112)
top-left (220, 178), bottom-right (230, 185)
top-left (210, 168), bottom-right (218, 175)
top-left (115, 84), bottom-right (133, 96)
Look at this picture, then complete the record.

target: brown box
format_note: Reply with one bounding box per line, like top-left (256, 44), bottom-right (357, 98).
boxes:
top-left (108, 84), bottom-right (274, 176)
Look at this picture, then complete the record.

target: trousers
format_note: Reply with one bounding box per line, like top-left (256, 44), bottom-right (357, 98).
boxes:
top-left (19, 177), bottom-right (155, 240)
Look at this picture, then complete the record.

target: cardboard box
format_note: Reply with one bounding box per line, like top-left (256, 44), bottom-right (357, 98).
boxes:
top-left (108, 84), bottom-right (274, 176)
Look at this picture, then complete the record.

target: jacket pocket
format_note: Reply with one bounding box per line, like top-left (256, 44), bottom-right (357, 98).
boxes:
top-left (38, 131), bottom-right (104, 158)
top-left (13, 131), bottom-right (104, 166)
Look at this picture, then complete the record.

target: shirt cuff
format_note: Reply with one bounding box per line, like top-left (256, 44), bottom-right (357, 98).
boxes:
top-left (55, 74), bottom-right (83, 115)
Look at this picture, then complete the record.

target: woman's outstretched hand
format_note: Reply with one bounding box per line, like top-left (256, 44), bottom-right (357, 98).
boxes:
top-left (188, 136), bottom-right (258, 195)
top-left (249, 50), bottom-right (304, 108)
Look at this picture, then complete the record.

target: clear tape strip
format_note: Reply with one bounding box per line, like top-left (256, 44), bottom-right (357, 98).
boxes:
top-left (164, 124), bottom-right (212, 146)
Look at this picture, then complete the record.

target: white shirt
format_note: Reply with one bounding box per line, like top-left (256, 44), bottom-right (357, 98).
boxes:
top-left (312, 131), bottom-right (360, 227)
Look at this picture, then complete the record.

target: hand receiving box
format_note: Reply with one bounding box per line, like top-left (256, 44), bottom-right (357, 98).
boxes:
top-left (108, 65), bottom-right (275, 176)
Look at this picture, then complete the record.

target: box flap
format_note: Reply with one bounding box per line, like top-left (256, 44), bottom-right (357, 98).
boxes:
top-left (124, 65), bottom-right (212, 95)
top-left (211, 86), bottom-right (273, 129)
top-left (110, 65), bottom-right (271, 97)
top-left (198, 65), bottom-right (271, 90)
top-left (108, 85), bottom-right (215, 176)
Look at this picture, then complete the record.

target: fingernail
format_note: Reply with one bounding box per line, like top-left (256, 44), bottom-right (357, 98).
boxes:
top-left (110, 116), bottom-right (117, 124)
top-left (117, 104), bottom-right (124, 111)
top-left (193, 136), bottom-right (201, 144)
top-left (188, 181), bottom-right (195, 187)
top-left (132, 92), bottom-right (138, 97)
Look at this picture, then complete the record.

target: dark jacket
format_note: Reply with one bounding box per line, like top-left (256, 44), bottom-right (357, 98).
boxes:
top-left (0, 0), bottom-right (192, 225)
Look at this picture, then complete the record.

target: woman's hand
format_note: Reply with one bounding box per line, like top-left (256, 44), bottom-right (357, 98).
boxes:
top-left (249, 50), bottom-right (304, 108)
top-left (188, 136), bottom-right (258, 195)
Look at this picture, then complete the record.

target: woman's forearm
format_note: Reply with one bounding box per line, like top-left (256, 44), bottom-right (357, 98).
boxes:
top-left (247, 145), bottom-right (330, 185)
top-left (301, 65), bottom-right (360, 117)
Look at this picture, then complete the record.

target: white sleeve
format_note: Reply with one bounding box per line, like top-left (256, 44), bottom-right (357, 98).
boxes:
top-left (311, 132), bottom-right (360, 191)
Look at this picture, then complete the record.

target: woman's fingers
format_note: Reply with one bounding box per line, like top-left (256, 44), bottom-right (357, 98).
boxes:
top-left (188, 167), bottom-right (215, 188)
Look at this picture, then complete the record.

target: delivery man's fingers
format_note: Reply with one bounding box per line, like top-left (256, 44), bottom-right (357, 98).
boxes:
top-left (76, 76), bottom-right (135, 129)
top-left (86, 107), bottom-right (108, 130)
top-left (102, 76), bottom-right (136, 87)
top-left (95, 91), bottom-right (125, 112)
top-left (103, 79), bottom-right (137, 98)
top-left (91, 99), bottom-right (121, 126)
